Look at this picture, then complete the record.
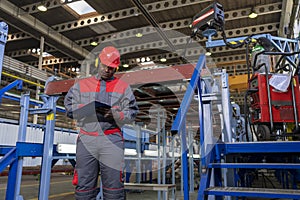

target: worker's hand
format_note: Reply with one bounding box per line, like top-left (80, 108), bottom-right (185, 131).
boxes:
top-left (103, 108), bottom-right (120, 121)
top-left (95, 107), bottom-right (110, 115)
top-left (103, 109), bottom-right (114, 119)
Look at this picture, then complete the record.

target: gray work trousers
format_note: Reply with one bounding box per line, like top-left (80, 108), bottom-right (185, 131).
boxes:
top-left (74, 132), bottom-right (125, 200)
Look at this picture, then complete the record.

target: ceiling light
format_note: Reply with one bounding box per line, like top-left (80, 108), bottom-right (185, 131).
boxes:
top-left (123, 64), bottom-right (129, 68)
top-left (160, 58), bottom-right (167, 62)
top-left (248, 8), bottom-right (258, 19)
top-left (67, 0), bottom-right (95, 15)
top-left (205, 51), bottom-right (212, 56)
top-left (135, 33), bottom-right (143, 38)
top-left (90, 41), bottom-right (98, 46)
top-left (37, 3), bottom-right (47, 12)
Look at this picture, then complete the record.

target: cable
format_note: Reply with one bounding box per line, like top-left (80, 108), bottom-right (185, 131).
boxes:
top-left (221, 29), bottom-right (253, 49)
top-left (180, 36), bottom-right (194, 64)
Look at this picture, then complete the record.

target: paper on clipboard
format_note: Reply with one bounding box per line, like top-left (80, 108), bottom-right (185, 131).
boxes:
top-left (269, 73), bottom-right (291, 92)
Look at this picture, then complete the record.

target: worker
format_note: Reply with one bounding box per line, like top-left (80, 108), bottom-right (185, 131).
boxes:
top-left (64, 46), bottom-right (138, 200)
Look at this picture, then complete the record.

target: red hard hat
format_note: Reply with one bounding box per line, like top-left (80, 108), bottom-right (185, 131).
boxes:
top-left (99, 46), bottom-right (120, 68)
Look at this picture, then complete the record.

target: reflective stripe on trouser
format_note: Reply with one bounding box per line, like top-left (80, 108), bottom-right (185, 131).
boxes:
top-left (75, 132), bottom-right (125, 200)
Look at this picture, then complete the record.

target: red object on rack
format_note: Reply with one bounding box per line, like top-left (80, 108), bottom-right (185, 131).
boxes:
top-left (250, 73), bottom-right (300, 123)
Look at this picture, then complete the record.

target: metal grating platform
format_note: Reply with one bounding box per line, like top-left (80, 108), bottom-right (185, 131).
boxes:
top-left (205, 187), bottom-right (300, 199)
top-left (209, 163), bottom-right (300, 169)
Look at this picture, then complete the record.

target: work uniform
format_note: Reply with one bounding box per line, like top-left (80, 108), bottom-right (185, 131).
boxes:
top-left (64, 74), bottom-right (138, 200)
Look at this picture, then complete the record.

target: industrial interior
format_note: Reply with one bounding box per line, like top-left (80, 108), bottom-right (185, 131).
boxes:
top-left (1, 0), bottom-right (300, 199)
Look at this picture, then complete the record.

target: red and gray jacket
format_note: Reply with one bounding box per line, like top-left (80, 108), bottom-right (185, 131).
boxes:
top-left (64, 75), bottom-right (138, 136)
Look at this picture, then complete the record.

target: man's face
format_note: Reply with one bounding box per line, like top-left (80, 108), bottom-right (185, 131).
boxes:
top-left (98, 63), bottom-right (116, 80)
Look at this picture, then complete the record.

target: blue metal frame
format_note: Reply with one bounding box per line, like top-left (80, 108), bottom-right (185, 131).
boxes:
top-left (0, 21), bottom-right (8, 83)
top-left (195, 33), bottom-right (300, 199)
top-left (171, 54), bottom-right (207, 200)
top-left (204, 187), bottom-right (300, 199)
top-left (0, 92), bottom-right (76, 200)
top-left (206, 33), bottom-right (300, 71)
top-left (2, 92), bottom-right (66, 113)
top-left (145, 33), bottom-right (300, 199)
top-left (0, 79), bottom-right (23, 97)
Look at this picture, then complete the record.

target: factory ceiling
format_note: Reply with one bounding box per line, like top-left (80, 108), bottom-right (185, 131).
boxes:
top-left (0, 0), bottom-right (298, 130)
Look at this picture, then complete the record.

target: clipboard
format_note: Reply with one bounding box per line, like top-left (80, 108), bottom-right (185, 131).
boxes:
top-left (73, 101), bottom-right (111, 118)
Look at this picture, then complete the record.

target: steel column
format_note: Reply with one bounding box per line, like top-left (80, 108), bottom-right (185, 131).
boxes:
top-left (0, 21), bottom-right (8, 83)
top-left (14, 94), bottom-right (30, 200)
top-left (38, 95), bottom-right (58, 200)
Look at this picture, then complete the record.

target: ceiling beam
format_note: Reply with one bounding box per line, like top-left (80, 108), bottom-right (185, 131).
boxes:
top-left (7, 32), bottom-right (31, 41)
top-left (279, 0), bottom-right (294, 37)
top-left (0, 0), bottom-right (90, 60)
top-left (21, 0), bottom-right (82, 14)
top-left (27, 57), bottom-right (77, 66)
top-left (74, 3), bottom-right (281, 46)
top-left (50, 2), bottom-right (282, 35)
top-left (9, 22), bottom-right (277, 68)
top-left (51, 0), bottom-right (211, 32)
top-left (115, 22), bottom-right (279, 55)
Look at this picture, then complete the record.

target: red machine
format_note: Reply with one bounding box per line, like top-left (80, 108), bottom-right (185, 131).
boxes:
top-left (249, 73), bottom-right (300, 139)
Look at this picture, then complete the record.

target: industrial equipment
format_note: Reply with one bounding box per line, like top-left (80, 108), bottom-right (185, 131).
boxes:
top-left (176, 2), bottom-right (300, 199)
top-left (249, 73), bottom-right (300, 140)
top-left (191, 2), bottom-right (224, 38)
top-left (245, 37), bottom-right (300, 141)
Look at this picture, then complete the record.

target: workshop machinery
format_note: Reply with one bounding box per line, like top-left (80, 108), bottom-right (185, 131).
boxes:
top-left (169, 2), bottom-right (300, 199)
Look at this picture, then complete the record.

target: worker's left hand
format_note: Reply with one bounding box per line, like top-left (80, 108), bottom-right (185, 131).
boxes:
top-left (104, 109), bottom-right (119, 120)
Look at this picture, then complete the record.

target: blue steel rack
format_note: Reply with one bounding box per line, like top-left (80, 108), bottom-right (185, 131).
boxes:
top-left (171, 34), bottom-right (300, 199)
top-left (0, 93), bottom-right (76, 200)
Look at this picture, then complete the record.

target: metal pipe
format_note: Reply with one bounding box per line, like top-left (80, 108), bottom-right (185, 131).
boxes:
top-left (162, 111), bottom-right (167, 200)
top-left (290, 77), bottom-right (299, 130)
top-left (181, 120), bottom-right (189, 200)
top-left (0, 21), bottom-right (8, 84)
top-left (130, 0), bottom-right (177, 53)
top-left (2, 71), bottom-right (45, 88)
top-left (157, 111), bottom-right (161, 200)
top-left (188, 124), bottom-right (194, 192)
top-left (135, 124), bottom-right (142, 183)
top-left (171, 136), bottom-right (175, 200)
top-left (265, 68), bottom-right (274, 131)
top-left (14, 93), bottom-right (30, 200)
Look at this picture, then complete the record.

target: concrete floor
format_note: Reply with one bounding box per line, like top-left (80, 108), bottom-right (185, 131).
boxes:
top-left (0, 173), bottom-right (198, 200)
top-left (0, 173), bottom-right (292, 200)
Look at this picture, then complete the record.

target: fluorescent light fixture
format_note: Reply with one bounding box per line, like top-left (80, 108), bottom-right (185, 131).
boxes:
top-left (42, 52), bottom-right (52, 57)
top-left (90, 39), bottom-right (98, 46)
top-left (37, 4), bottom-right (47, 12)
top-left (123, 64), bottom-right (129, 68)
top-left (67, 0), bottom-right (96, 15)
top-left (249, 8), bottom-right (258, 19)
top-left (160, 58), bottom-right (167, 62)
top-left (139, 61), bottom-right (155, 66)
top-left (205, 51), bottom-right (212, 56)
top-left (135, 33), bottom-right (143, 38)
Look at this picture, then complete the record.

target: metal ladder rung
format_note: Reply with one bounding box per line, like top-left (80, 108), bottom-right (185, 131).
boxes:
top-left (209, 163), bottom-right (300, 169)
top-left (205, 187), bottom-right (300, 199)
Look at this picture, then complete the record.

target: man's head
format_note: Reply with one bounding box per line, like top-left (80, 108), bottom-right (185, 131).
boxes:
top-left (98, 46), bottom-right (120, 80)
